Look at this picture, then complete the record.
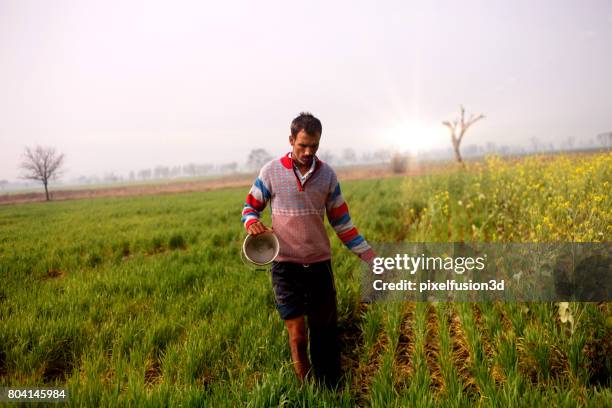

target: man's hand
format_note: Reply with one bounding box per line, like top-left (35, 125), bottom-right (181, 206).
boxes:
top-left (360, 248), bottom-right (377, 266)
top-left (247, 221), bottom-right (272, 236)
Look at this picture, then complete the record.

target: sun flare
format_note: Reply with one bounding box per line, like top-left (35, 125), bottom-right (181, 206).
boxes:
top-left (383, 120), bottom-right (447, 154)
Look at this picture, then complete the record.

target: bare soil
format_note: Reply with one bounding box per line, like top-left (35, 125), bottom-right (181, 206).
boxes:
top-left (0, 163), bottom-right (443, 206)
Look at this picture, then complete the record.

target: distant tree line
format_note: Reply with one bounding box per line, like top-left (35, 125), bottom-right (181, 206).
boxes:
top-left (88, 137), bottom-right (604, 186)
top-left (9, 134), bottom-right (611, 200)
top-left (73, 162), bottom-right (240, 185)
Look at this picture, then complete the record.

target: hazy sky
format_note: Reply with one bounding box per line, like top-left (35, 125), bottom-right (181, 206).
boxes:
top-left (1, 0), bottom-right (611, 181)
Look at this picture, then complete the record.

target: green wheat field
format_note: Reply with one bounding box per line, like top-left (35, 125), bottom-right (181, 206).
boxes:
top-left (1, 153), bottom-right (610, 407)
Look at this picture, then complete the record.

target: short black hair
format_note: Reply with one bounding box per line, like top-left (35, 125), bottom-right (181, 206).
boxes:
top-left (290, 112), bottom-right (322, 137)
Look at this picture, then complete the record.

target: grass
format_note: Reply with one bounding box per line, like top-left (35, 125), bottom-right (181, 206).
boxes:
top-left (0, 152), bottom-right (610, 406)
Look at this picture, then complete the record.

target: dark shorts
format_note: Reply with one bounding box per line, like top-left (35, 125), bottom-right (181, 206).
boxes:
top-left (271, 260), bottom-right (337, 321)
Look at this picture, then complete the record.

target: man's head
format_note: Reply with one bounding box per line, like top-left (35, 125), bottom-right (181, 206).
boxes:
top-left (289, 112), bottom-right (322, 168)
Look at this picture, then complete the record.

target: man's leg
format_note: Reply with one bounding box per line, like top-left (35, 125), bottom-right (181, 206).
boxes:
top-left (284, 315), bottom-right (311, 382)
top-left (306, 261), bottom-right (341, 388)
top-left (271, 262), bottom-right (310, 382)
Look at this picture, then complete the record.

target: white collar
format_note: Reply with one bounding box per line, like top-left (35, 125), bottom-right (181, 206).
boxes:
top-left (289, 152), bottom-right (317, 182)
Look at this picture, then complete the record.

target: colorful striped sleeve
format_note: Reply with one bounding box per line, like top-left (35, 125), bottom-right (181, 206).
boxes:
top-left (325, 173), bottom-right (375, 263)
top-left (241, 169), bottom-right (272, 231)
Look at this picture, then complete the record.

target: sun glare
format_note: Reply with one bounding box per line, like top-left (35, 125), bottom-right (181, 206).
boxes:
top-left (383, 120), bottom-right (447, 154)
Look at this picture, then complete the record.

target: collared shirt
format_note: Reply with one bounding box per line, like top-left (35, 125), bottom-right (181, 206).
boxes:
top-left (289, 152), bottom-right (317, 184)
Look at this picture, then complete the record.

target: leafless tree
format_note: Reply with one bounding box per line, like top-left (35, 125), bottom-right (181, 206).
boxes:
top-left (373, 148), bottom-right (392, 163)
top-left (597, 132), bottom-right (612, 149)
top-left (442, 105), bottom-right (485, 164)
top-left (182, 163), bottom-right (197, 177)
top-left (195, 164), bottom-right (213, 176)
top-left (154, 165), bottom-right (170, 179)
top-left (342, 148), bottom-right (357, 164)
top-left (19, 146), bottom-right (65, 201)
top-left (318, 151), bottom-right (335, 164)
top-left (219, 162), bottom-right (238, 174)
top-left (390, 152), bottom-right (408, 174)
top-left (170, 166), bottom-right (182, 178)
top-left (138, 169), bottom-right (152, 180)
top-left (530, 137), bottom-right (541, 153)
top-left (246, 149), bottom-right (272, 171)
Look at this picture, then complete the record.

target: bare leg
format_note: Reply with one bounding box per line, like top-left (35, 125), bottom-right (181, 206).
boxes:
top-left (284, 315), bottom-right (311, 382)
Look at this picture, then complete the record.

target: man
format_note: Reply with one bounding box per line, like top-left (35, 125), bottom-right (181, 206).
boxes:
top-left (241, 112), bottom-right (375, 388)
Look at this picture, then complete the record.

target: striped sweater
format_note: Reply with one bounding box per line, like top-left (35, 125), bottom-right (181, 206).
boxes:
top-left (242, 153), bottom-right (375, 264)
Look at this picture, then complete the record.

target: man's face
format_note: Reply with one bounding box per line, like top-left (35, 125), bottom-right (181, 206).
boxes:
top-left (289, 130), bottom-right (321, 167)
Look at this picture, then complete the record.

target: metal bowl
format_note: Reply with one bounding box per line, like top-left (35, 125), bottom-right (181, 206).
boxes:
top-left (242, 231), bottom-right (280, 266)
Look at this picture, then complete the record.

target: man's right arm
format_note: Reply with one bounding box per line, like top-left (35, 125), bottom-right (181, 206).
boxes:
top-left (241, 172), bottom-right (272, 235)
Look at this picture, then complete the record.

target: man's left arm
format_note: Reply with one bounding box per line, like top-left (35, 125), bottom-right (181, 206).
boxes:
top-left (325, 176), bottom-right (375, 263)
